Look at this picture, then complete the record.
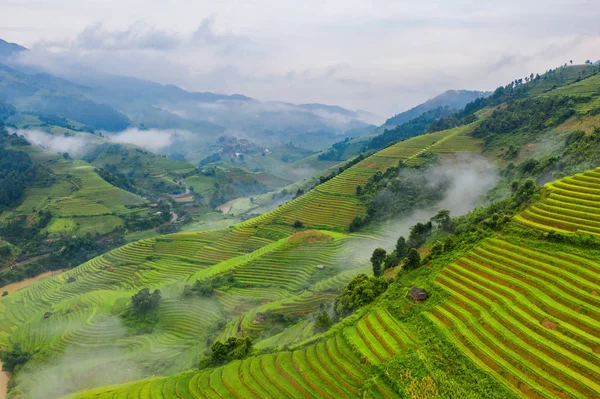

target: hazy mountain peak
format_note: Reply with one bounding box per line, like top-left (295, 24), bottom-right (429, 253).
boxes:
top-left (0, 38), bottom-right (27, 58)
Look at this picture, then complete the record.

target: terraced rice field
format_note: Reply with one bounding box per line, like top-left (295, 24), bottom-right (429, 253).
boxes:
top-left (0, 125), bottom-right (486, 398)
top-left (0, 227), bottom-right (386, 395)
top-left (247, 126), bottom-right (480, 230)
top-left (70, 309), bottom-right (413, 399)
top-left (516, 167), bottom-right (600, 235)
top-left (429, 237), bottom-right (600, 399)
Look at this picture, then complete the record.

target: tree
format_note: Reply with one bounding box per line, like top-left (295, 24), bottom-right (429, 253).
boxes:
top-left (293, 220), bottom-right (304, 228)
top-left (395, 236), bottom-right (407, 258)
top-left (370, 247), bottom-right (386, 277)
top-left (334, 274), bottom-right (388, 317)
top-left (200, 337), bottom-right (253, 368)
top-left (356, 185), bottom-right (362, 196)
top-left (314, 311), bottom-right (333, 332)
top-left (349, 216), bottom-right (363, 232)
top-left (430, 209), bottom-right (451, 231)
top-left (430, 241), bottom-right (444, 256)
top-left (405, 248), bottom-right (421, 271)
top-left (131, 288), bottom-right (161, 314)
top-left (0, 344), bottom-right (31, 372)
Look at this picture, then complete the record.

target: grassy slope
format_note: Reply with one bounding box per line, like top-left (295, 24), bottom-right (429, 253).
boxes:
top-left (5, 67), bottom-right (600, 399)
top-left (0, 124), bottom-right (483, 398)
top-left (1, 144), bottom-right (147, 236)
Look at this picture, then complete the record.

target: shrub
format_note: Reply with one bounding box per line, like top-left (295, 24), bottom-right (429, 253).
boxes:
top-left (0, 344), bottom-right (31, 373)
top-left (314, 311), bottom-right (334, 332)
top-left (405, 248), bottom-right (421, 271)
top-left (199, 337), bottom-right (253, 369)
top-left (131, 288), bottom-right (161, 314)
top-left (335, 274), bottom-right (388, 317)
top-left (293, 220), bottom-right (304, 228)
top-left (370, 247), bottom-right (386, 277)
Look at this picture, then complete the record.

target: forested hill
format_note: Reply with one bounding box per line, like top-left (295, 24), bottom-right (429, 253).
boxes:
top-left (3, 63), bottom-right (600, 399)
top-left (384, 89), bottom-right (489, 126)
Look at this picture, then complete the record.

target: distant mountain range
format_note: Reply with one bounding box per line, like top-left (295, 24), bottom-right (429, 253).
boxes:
top-left (0, 38), bottom-right (380, 157)
top-left (0, 37), bottom-right (485, 162)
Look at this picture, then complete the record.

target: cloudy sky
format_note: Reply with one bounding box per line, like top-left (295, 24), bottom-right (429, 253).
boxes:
top-left (1, 0), bottom-right (599, 115)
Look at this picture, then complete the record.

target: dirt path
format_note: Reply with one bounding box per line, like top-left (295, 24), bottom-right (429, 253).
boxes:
top-left (0, 269), bottom-right (65, 295)
top-left (0, 363), bottom-right (8, 399)
top-left (216, 197), bottom-right (247, 214)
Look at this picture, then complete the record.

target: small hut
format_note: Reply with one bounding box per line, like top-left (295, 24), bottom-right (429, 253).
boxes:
top-left (316, 264), bottom-right (325, 270)
top-left (44, 312), bottom-right (53, 319)
top-left (408, 287), bottom-right (429, 302)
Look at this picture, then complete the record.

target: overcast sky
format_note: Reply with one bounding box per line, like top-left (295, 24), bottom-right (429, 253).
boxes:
top-left (1, 0), bottom-right (599, 116)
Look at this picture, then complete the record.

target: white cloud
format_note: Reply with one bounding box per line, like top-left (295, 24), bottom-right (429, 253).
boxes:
top-left (108, 128), bottom-right (190, 153)
top-left (2, 0), bottom-right (600, 116)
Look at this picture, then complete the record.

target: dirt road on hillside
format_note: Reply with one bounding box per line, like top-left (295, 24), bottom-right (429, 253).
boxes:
top-left (1, 269), bottom-right (65, 295)
top-left (0, 363), bottom-right (8, 399)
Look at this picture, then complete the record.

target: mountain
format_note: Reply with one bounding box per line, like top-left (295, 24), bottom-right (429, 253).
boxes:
top-left (384, 89), bottom-right (489, 127)
top-left (0, 40), bottom-right (377, 158)
top-left (0, 39), bottom-right (26, 58)
top-left (0, 62), bottom-right (131, 131)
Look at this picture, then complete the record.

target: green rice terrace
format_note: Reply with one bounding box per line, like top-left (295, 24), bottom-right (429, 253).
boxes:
top-left (3, 67), bottom-right (600, 399)
top-left (516, 167), bottom-right (600, 234)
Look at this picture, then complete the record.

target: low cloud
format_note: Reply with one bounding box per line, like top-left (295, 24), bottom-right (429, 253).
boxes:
top-left (108, 128), bottom-right (190, 153)
top-left (10, 128), bottom-right (95, 157)
top-left (340, 154), bottom-right (499, 268)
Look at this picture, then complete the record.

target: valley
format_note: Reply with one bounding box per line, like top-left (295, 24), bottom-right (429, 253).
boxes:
top-left (1, 30), bottom-right (600, 399)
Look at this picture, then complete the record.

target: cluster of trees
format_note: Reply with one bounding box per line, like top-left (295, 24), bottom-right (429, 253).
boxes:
top-left (350, 161), bottom-right (449, 232)
top-left (199, 153), bottom-right (221, 166)
top-left (96, 165), bottom-right (138, 194)
top-left (131, 288), bottom-right (162, 315)
top-left (369, 178), bottom-right (540, 278)
top-left (334, 274), bottom-right (388, 317)
top-left (0, 210), bottom-right (52, 245)
top-left (124, 202), bottom-right (171, 231)
top-left (473, 96), bottom-right (579, 148)
top-left (0, 219), bottom-right (126, 287)
top-left (370, 210), bottom-right (452, 276)
top-left (0, 343), bottom-right (31, 373)
top-left (318, 137), bottom-right (351, 161)
top-left (183, 273), bottom-right (237, 298)
top-left (314, 310), bottom-right (334, 332)
top-left (198, 337), bottom-right (253, 369)
top-left (0, 147), bottom-right (47, 209)
top-left (121, 288), bottom-right (162, 334)
top-left (497, 128), bottom-right (600, 195)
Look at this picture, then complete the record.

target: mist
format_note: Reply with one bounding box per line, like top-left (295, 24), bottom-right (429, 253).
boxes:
top-left (107, 128), bottom-right (192, 153)
top-left (340, 154), bottom-right (499, 268)
top-left (10, 128), bottom-right (97, 157)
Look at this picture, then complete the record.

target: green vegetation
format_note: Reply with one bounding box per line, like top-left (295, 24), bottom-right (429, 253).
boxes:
top-left (0, 344), bottom-right (31, 373)
top-left (5, 65), bottom-right (600, 399)
top-left (334, 274), bottom-right (388, 317)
